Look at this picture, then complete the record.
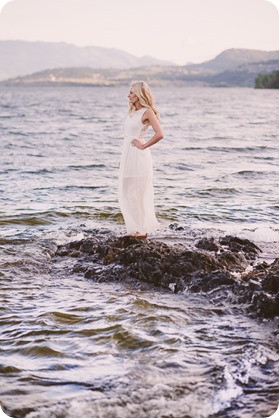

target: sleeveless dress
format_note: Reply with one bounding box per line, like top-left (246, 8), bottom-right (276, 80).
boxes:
top-left (118, 107), bottom-right (160, 235)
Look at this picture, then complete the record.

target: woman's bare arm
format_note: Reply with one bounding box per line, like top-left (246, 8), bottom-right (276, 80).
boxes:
top-left (131, 108), bottom-right (164, 150)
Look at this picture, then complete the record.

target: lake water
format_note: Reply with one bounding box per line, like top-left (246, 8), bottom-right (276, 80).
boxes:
top-left (0, 85), bottom-right (278, 418)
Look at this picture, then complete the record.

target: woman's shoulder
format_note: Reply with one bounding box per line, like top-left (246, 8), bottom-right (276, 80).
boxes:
top-left (142, 107), bottom-right (158, 121)
top-left (141, 107), bottom-right (154, 115)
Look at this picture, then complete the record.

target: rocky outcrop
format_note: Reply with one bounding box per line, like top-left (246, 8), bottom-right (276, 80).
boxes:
top-left (55, 234), bottom-right (278, 319)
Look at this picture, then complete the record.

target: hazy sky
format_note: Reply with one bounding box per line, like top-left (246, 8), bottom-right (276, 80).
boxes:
top-left (0, 0), bottom-right (278, 64)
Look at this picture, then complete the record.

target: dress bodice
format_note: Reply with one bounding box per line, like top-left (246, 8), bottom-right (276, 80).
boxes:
top-left (124, 108), bottom-right (149, 140)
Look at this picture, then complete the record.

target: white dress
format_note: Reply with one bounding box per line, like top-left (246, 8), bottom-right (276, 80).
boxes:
top-left (118, 107), bottom-right (160, 235)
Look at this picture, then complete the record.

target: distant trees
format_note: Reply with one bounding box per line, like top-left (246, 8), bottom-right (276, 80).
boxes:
top-left (255, 70), bottom-right (279, 88)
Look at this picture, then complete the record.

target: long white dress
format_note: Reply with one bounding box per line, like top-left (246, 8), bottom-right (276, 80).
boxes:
top-left (118, 107), bottom-right (160, 235)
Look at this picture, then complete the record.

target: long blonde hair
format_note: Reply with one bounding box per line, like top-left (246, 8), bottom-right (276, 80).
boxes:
top-left (129, 80), bottom-right (160, 120)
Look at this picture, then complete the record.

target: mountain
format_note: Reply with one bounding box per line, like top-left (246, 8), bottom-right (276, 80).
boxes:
top-left (0, 40), bottom-right (174, 81)
top-left (4, 58), bottom-right (279, 88)
top-left (1, 45), bottom-right (279, 87)
top-left (185, 48), bottom-right (279, 74)
top-left (205, 59), bottom-right (279, 87)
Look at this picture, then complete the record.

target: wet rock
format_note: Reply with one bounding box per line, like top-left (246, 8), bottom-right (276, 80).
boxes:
top-left (188, 270), bottom-right (236, 293)
top-left (219, 235), bottom-right (262, 260)
top-left (196, 237), bottom-right (219, 252)
top-left (169, 223), bottom-right (184, 231)
top-left (54, 234), bottom-right (278, 319)
top-left (262, 258), bottom-right (279, 293)
top-left (251, 292), bottom-right (279, 319)
top-left (240, 258), bottom-right (279, 318)
top-left (217, 251), bottom-right (248, 272)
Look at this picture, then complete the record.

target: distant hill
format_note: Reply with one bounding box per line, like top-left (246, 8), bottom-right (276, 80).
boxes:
top-left (206, 59), bottom-right (279, 87)
top-left (186, 48), bottom-right (279, 74)
top-left (1, 45), bottom-right (279, 87)
top-left (3, 59), bottom-right (279, 88)
top-left (0, 40), bottom-right (174, 81)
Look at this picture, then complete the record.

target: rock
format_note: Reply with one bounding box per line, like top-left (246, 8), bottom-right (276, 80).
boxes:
top-left (235, 258), bottom-right (279, 318)
top-left (217, 251), bottom-right (248, 272)
top-left (169, 223), bottom-right (184, 231)
top-left (54, 233), bottom-right (278, 319)
top-left (219, 235), bottom-right (262, 260)
top-left (196, 237), bottom-right (219, 252)
top-left (186, 270), bottom-right (236, 293)
top-left (262, 258), bottom-right (279, 293)
top-left (251, 292), bottom-right (279, 318)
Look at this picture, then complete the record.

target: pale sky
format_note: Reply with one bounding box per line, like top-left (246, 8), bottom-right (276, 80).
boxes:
top-left (0, 0), bottom-right (278, 64)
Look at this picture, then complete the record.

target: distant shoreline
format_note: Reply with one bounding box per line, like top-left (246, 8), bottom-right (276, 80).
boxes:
top-left (1, 63), bottom-right (279, 88)
top-left (0, 81), bottom-right (253, 88)
top-left (1, 43), bottom-right (279, 87)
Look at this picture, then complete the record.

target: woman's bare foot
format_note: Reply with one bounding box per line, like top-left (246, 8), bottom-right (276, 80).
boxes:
top-left (128, 232), bottom-right (147, 239)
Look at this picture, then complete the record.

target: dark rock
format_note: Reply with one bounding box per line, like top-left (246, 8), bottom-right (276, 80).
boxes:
top-left (250, 258), bottom-right (279, 318)
top-left (262, 258), bottom-right (279, 293)
top-left (251, 292), bottom-right (279, 318)
top-left (219, 235), bottom-right (262, 260)
top-left (196, 237), bottom-right (219, 252)
top-left (169, 223), bottom-right (184, 231)
top-left (217, 251), bottom-right (248, 272)
top-left (54, 233), bottom-right (278, 319)
top-left (237, 258), bottom-right (279, 318)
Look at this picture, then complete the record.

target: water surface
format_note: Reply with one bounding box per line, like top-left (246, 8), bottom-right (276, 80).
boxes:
top-left (0, 86), bottom-right (278, 418)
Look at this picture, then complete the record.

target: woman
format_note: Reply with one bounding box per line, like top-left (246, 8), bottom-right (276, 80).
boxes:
top-left (118, 80), bottom-right (164, 238)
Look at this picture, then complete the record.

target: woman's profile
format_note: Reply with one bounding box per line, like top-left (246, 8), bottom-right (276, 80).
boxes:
top-left (118, 80), bottom-right (164, 238)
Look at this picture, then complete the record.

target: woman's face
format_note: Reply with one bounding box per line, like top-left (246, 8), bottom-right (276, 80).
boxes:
top-left (128, 89), bottom-right (139, 105)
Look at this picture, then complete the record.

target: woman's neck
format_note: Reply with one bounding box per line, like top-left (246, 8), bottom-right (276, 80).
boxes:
top-left (135, 103), bottom-right (143, 110)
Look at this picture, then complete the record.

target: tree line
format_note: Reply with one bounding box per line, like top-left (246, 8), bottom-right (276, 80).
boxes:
top-left (255, 70), bottom-right (279, 89)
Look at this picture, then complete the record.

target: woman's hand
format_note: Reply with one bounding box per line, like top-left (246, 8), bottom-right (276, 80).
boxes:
top-left (131, 139), bottom-right (145, 150)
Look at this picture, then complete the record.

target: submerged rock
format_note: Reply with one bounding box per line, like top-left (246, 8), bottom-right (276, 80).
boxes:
top-left (55, 234), bottom-right (278, 319)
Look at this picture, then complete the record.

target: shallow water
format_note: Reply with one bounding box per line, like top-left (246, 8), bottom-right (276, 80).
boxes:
top-left (0, 86), bottom-right (278, 417)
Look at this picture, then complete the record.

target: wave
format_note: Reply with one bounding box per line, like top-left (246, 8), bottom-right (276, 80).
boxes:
top-left (0, 211), bottom-right (71, 226)
top-left (231, 170), bottom-right (278, 178)
top-left (197, 187), bottom-right (240, 196)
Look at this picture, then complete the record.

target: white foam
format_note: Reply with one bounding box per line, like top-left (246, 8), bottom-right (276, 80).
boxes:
top-left (44, 230), bottom-right (85, 246)
top-left (209, 365), bottom-right (243, 415)
top-left (210, 223), bottom-right (278, 244)
top-left (247, 226), bottom-right (279, 243)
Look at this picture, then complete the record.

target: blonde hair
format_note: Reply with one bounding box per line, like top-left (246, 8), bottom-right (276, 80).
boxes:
top-left (129, 80), bottom-right (160, 120)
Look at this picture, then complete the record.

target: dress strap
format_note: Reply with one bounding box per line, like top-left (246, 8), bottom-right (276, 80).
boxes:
top-left (130, 107), bottom-right (147, 119)
top-left (138, 107), bottom-right (147, 113)
top-left (134, 107), bottom-right (147, 115)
